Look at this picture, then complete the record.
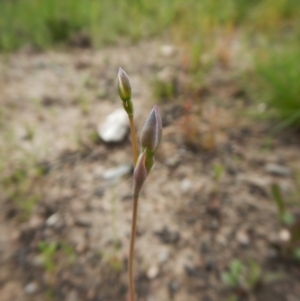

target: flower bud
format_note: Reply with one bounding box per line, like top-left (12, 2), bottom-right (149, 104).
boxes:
top-left (140, 105), bottom-right (162, 154)
top-left (144, 148), bottom-right (155, 174)
top-left (133, 151), bottom-right (148, 196)
top-left (118, 67), bottom-right (131, 102)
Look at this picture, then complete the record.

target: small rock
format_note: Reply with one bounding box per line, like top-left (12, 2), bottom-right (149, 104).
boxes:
top-left (265, 163), bottom-right (291, 177)
top-left (279, 228), bottom-right (291, 243)
top-left (236, 230), bottom-right (250, 247)
top-left (158, 248), bottom-right (169, 263)
top-left (46, 213), bottom-right (59, 227)
top-left (97, 109), bottom-right (129, 143)
top-left (101, 164), bottom-right (132, 180)
top-left (180, 179), bottom-right (193, 192)
top-left (24, 282), bottom-right (38, 294)
top-left (160, 45), bottom-right (176, 57)
top-left (147, 265), bottom-right (159, 279)
top-left (165, 155), bottom-right (180, 167)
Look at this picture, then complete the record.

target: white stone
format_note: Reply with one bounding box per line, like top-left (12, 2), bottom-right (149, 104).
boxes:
top-left (265, 163), bottom-right (291, 177)
top-left (24, 282), bottom-right (38, 294)
top-left (158, 248), bottom-right (169, 263)
top-left (101, 164), bottom-right (132, 180)
top-left (147, 265), bottom-right (159, 279)
top-left (160, 45), bottom-right (176, 57)
top-left (97, 109), bottom-right (129, 143)
top-left (46, 213), bottom-right (59, 227)
top-left (180, 179), bottom-right (193, 192)
top-left (279, 229), bottom-right (291, 243)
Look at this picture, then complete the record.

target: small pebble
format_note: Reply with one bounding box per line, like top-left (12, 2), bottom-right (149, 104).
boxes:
top-left (24, 282), bottom-right (38, 295)
top-left (180, 179), bottom-right (193, 192)
top-left (236, 230), bottom-right (250, 247)
top-left (265, 163), bottom-right (291, 177)
top-left (158, 248), bottom-right (169, 263)
top-left (279, 228), bottom-right (291, 243)
top-left (147, 265), bottom-right (159, 279)
top-left (160, 45), bottom-right (176, 57)
top-left (165, 155), bottom-right (180, 167)
top-left (46, 213), bottom-right (59, 227)
top-left (101, 164), bottom-right (132, 180)
top-left (97, 109), bottom-right (128, 143)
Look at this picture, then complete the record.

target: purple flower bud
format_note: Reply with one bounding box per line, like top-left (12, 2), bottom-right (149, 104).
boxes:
top-left (140, 105), bottom-right (162, 154)
top-left (118, 67), bottom-right (131, 102)
top-left (133, 151), bottom-right (148, 196)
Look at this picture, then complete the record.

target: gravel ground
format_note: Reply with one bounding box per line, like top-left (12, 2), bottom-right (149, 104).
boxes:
top-left (0, 40), bottom-right (300, 301)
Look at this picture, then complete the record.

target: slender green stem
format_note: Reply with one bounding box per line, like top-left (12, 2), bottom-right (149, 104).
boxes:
top-left (129, 115), bottom-right (138, 167)
top-left (128, 194), bottom-right (139, 301)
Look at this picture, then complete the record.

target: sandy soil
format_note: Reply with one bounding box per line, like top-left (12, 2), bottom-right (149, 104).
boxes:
top-left (0, 40), bottom-right (300, 301)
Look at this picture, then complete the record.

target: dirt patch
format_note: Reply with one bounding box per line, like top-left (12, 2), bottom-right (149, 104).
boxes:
top-left (0, 40), bottom-right (300, 301)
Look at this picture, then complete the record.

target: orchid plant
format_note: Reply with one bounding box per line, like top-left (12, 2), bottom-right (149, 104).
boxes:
top-left (118, 68), bottom-right (162, 301)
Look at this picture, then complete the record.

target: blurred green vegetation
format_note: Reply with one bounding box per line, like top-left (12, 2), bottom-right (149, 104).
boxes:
top-left (0, 0), bottom-right (300, 51)
top-left (0, 0), bottom-right (300, 126)
top-left (254, 45), bottom-right (300, 129)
